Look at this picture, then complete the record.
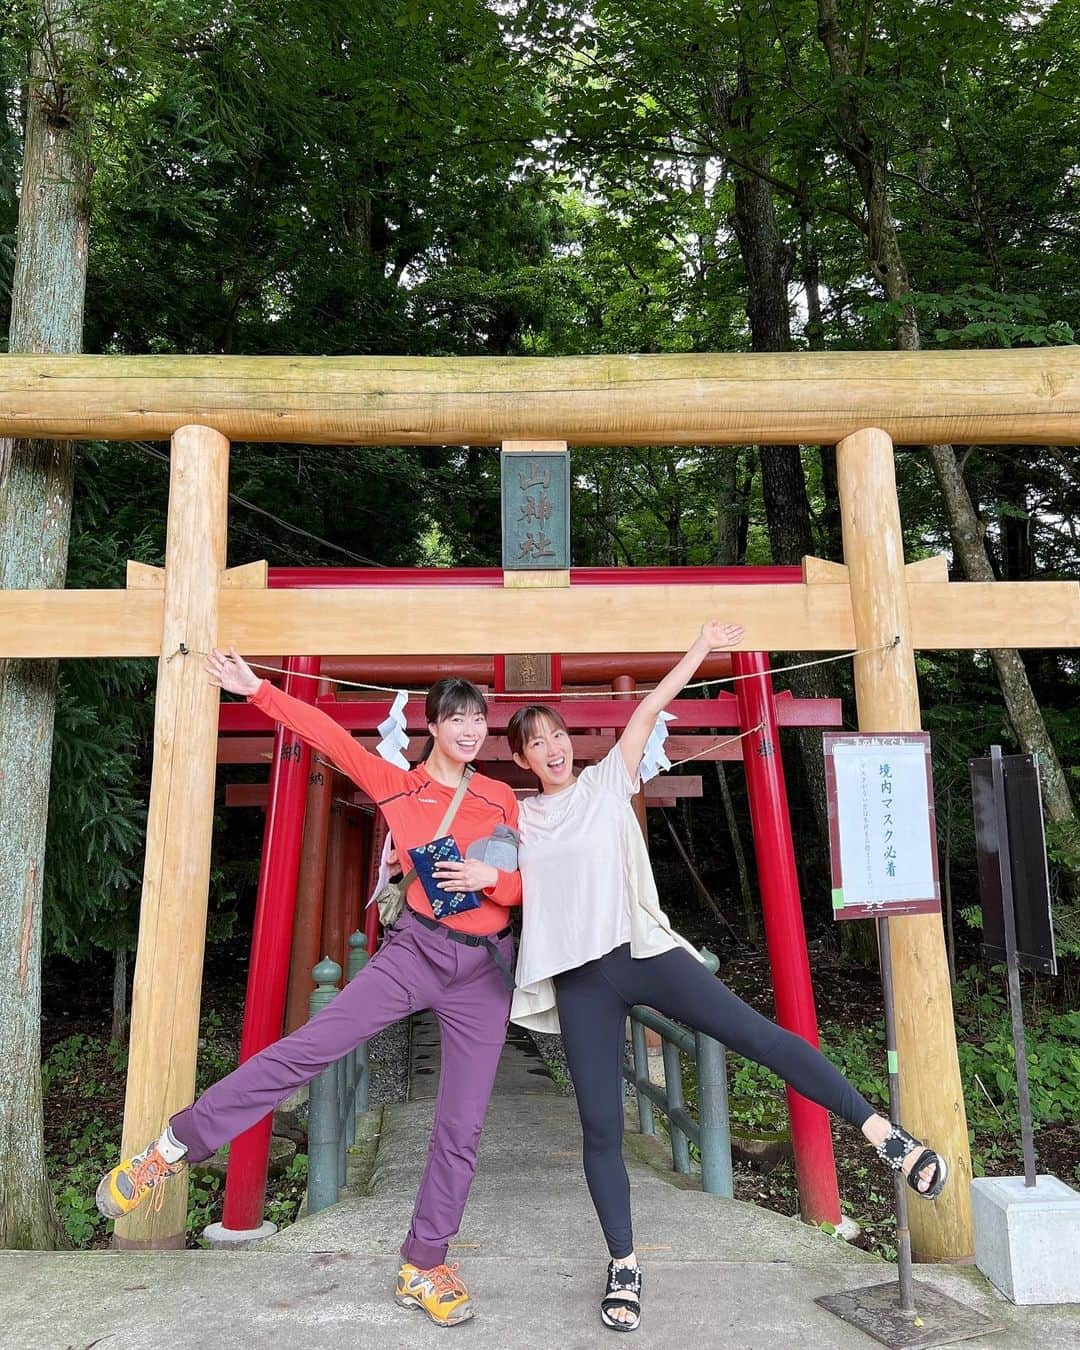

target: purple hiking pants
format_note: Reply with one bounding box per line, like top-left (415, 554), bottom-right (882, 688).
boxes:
top-left (170, 907), bottom-right (513, 1269)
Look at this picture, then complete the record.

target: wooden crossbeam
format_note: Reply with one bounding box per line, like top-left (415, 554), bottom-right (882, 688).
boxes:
top-left (126, 560), bottom-right (268, 590)
top-left (1, 349), bottom-right (1078, 445)
top-left (217, 694), bottom-right (840, 733)
top-left (3, 577), bottom-right (1078, 657)
top-left (225, 775), bottom-right (703, 809)
top-left (216, 733), bottom-right (747, 765)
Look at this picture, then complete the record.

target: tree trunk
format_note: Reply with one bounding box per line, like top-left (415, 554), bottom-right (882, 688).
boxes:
top-left (709, 55), bottom-right (832, 850)
top-left (111, 947), bottom-right (129, 1046)
top-left (0, 0), bottom-right (91, 1249)
top-left (714, 760), bottom-right (760, 943)
top-left (928, 443), bottom-right (1078, 834)
top-left (714, 446), bottom-right (744, 566)
top-left (798, 203), bottom-right (843, 561)
top-left (815, 0), bottom-right (1078, 850)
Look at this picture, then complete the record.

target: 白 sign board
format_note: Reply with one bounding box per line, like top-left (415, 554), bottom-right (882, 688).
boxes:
top-left (824, 732), bottom-right (941, 920)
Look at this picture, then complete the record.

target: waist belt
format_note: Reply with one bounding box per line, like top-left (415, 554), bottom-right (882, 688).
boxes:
top-left (407, 907), bottom-right (516, 991)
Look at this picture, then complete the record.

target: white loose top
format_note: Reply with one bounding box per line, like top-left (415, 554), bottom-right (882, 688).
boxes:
top-left (510, 746), bottom-right (701, 1033)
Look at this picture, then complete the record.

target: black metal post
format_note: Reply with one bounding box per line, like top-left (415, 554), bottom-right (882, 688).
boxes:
top-left (878, 915), bottom-right (916, 1315)
top-left (990, 745), bottom-right (1037, 1187)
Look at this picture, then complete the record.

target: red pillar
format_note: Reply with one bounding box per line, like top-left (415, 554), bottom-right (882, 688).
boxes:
top-left (221, 655), bottom-right (319, 1232)
top-left (362, 814), bottom-right (387, 958)
top-left (284, 698), bottom-right (332, 1036)
top-left (732, 650), bottom-right (842, 1227)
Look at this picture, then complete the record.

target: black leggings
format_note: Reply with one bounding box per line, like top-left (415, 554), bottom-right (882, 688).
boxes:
top-left (553, 944), bottom-right (876, 1259)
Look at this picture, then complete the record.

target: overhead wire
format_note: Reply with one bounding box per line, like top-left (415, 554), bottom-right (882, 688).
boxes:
top-left (129, 440), bottom-right (386, 567)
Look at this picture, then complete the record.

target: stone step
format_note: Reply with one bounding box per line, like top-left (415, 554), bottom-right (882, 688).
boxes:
top-left (0, 1250), bottom-right (1057, 1350)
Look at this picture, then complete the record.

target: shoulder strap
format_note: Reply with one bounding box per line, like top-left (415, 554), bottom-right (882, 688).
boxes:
top-left (396, 765), bottom-right (476, 893)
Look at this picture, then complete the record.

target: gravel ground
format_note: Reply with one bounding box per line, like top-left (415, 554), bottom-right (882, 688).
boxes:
top-left (529, 1029), bottom-right (576, 1097)
top-left (366, 1017), bottom-right (411, 1105)
top-left (529, 1027), bottom-right (646, 1101)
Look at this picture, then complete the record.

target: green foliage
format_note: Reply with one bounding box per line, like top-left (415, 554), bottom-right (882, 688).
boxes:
top-left (264, 1152), bottom-right (308, 1230)
top-left (726, 1058), bottom-right (788, 1134)
top-left (872, 286), bottom-right (1075, 349)
top-left (953, 966), bottom-right (1080, 1163)
top-left (186, 1172), bottom-right (223, 1241)
top-left (195, 1009), bottom-right (240, 1091)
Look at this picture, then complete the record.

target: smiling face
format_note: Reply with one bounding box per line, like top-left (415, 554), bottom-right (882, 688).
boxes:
top-left (510, 708), bottom-right (575, 793)
top-left (428, 706), bottom-right (488, 764)
top-left (423, 677), bottom-right (490, 769)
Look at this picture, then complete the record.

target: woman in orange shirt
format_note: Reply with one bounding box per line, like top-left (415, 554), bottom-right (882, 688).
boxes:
top-left (97, 647), bottom-right (520, 1328)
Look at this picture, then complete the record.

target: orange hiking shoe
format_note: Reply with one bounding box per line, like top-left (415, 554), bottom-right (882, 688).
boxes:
top-left (395, 1261), bottom-right (474, 1326)
top-left (95, 1140), bottom-right (186, 1219)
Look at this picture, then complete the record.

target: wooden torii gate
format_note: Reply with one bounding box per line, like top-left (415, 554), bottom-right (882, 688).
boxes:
top-left (2, 349), bottom-right (1079, 1261)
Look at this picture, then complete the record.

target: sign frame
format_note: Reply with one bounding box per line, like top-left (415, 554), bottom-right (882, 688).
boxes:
top-left (970, 752), bottom-right (1057, 976)
top-left (823, 731), bottom-right (942, 920)
top-left (500, 448), bottom-right (572, 570)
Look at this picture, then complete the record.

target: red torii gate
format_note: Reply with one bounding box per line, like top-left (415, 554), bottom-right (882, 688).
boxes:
top-left (213, 564), bottom-right (847, 1238)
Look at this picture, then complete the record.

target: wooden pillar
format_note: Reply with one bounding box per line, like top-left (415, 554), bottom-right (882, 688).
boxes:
top-left (363, 814), bottom-right (389, 958)
top-left (351, 812), bottom-right (372, 946)
top-left (341, 809), bottom-right (364, 971)
top-left (835, 427), bottom-right (973, 1260)
top-left (284, 741), bottom-right (333, 1035)
top-left (321, 791), bottom-right (349, 986)
top-left (116, 425), bottom-right (229, 1248)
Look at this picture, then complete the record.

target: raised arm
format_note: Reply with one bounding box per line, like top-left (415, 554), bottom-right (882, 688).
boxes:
top-left (618, 621), bottom-right (744, 780)
top-left (206, 646), bottom-right (405, 800)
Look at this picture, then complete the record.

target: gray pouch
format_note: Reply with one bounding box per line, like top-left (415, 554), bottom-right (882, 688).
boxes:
top-left (465, 824), bottom-right (520, 872)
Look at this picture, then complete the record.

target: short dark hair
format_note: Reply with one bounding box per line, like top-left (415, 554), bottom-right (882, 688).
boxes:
top-left (507, 704), bottom-right (569, 758)
top-left (425, 677), bottom-right (488, 726)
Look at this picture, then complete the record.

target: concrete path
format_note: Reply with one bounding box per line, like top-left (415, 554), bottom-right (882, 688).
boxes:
top-left (2, 1015), bottom-right (1078, 1350)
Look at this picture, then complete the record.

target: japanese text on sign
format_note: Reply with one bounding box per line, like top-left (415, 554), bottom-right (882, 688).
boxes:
top-left (824, 733), bottom-right (941, 920)
top-left (501, 450), bottom-right (570, 570)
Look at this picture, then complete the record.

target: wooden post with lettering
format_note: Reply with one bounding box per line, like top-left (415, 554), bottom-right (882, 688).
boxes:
top-left (835, 427), bottom-right (973, 1260)
top-left (115, 426), bottom-right (229, 1247)
top-left (500, 439), bottom-right (569, 691)
top-left (501, 440), bottom-right (570, 591)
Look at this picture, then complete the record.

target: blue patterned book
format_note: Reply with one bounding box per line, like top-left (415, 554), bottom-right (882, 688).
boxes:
top-left (407, 836), bottom-right (483, 919)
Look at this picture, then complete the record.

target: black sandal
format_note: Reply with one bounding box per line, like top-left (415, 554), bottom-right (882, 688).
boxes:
top-left (601, 1260), bottom-right (642, 1333)
top-left (875, 1124), bottom-right (949, 1199)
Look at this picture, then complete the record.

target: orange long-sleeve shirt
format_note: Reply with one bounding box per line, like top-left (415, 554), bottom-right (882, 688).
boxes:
top-left (249, 680), bottom-right (521, 935)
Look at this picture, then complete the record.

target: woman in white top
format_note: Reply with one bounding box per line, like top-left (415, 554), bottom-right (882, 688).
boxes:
top-left (502, 621), bottom-right (949, 1333)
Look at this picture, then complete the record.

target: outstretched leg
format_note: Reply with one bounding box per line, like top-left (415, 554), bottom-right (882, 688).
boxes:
top-left (97, 923), bottom-right (432, 1219)
top-left (606, 944), bottom-right (945, 1194)
top-left (611, 945), bottom-right (874, 1127)
top-left (172, 927), bottom-right (427, 1159)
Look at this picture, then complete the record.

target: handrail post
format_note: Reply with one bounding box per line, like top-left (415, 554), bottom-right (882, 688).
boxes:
top-left (347, 932), bottom-right (370, 1114)
top-left (696, 949), bottom-right (733, 1197)
top-left (630, 1018), bottom-right (655, 1134)
top-left (336, 1057), bottom-right (347, 1188)
top-left (661, 1037), bottom-right (691, 1173)
top-left (306, 956), bottom-right (343, 1215)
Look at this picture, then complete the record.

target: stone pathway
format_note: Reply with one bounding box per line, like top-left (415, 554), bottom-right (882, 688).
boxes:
top-left (3, 1015), bottom-right (1077, 1349)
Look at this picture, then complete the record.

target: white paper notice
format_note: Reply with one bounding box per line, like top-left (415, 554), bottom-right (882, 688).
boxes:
top-left (831, 737), bottom-right (937, 908)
